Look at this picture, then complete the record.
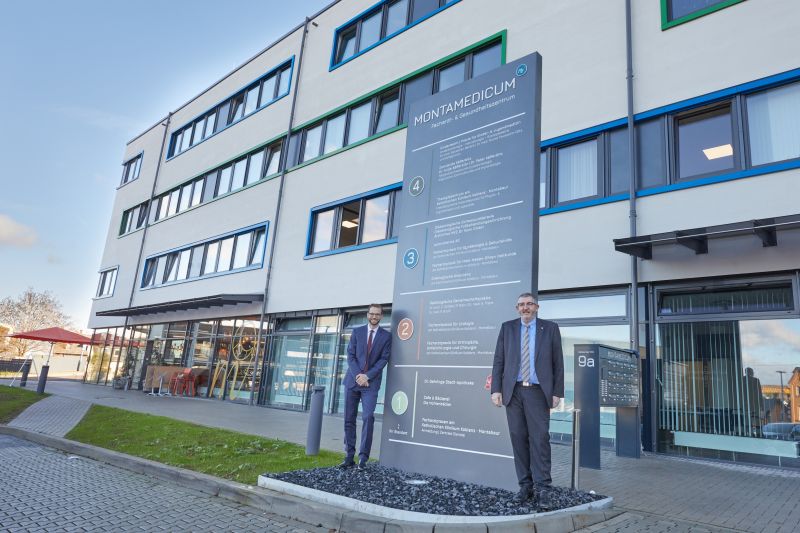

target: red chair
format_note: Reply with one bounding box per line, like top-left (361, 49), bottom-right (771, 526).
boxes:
top-left (181, 369), bottom-right (196, 397)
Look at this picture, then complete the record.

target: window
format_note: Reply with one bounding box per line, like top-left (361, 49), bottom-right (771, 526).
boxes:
top-left (141, 224), bottom-right (268, 288)
top-left (675, 105), bottom-right (736, 180)
top-left (301, 123), bottom-right (323, 163)
top-left (323, 113), bottom-right (346, 154)
top-left (178, 183), bottom-right (193, 212)
top-left (385, 0), bottom-right (409, 35)
top-left (375, 90), bottom-right (400, 133)
top-left (471, 42), bottom-right (502, 78)
top-left (307, 187), bottom-right (399, 256)
top-left (120, 154), bottom-right (142, 185)
top-left (168, 59), bottom-right (292, 157)
top-left (747, 81), bottom-right (800, 167)
top-left (119, 201), bottom-right (149, 236)
top-left (347, 101), bottom-right (372, 145)
top-left (331, 0), bottom-right (456, 69)
top-left (291, 39), bottom-right (502, 169)
top-left (360, 10), bottom-right (382, 51)
top-left (311, 209), bottom-right (335, 254)
top-left (230, 158), bottom-right (247, 191)
top-left (245, 150), bottom-right (264, 185)
top-left (96, 268), bottom-right (118, 298)
top-left (436, 59), bottom-right (465, 92)
top-left (265, 142), bottom-right (282, 175)
top-left (662, 0), bottom-right (745, 28)
top-left (556, 139), bottom-right (599, 203)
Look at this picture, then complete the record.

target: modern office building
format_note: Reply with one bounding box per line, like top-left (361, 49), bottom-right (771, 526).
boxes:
top-left (86, 0), bottom-right (800, 468)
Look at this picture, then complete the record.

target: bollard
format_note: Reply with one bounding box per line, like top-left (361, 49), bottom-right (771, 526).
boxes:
top-left (306, 386), bottom-right (326, 456)
top-left (19, 361), bottom-right (32, 388)
top-left (571, 409), bottom-right (581, 490)
top-left (37, 365), bottom-right (50, 395)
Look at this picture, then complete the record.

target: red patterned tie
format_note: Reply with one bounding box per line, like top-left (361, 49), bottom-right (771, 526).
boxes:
top-left (364, 329), bottom-right (374, 372)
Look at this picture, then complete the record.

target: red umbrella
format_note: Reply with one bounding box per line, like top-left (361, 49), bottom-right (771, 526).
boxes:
top-left (8, 327), bottom-right (94, 346)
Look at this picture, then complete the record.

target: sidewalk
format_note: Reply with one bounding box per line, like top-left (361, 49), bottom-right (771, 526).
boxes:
top-left (4, 379), bottom-right (800, 532)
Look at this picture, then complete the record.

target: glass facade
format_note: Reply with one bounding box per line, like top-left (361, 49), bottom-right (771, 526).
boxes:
top-left (655, 282), bottom-right (800, 467)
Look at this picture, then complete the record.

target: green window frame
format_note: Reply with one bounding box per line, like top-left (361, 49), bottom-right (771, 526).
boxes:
top-left (661, 0), bottom-right (746, 30)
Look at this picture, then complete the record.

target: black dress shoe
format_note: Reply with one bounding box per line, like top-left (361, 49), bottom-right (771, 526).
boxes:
top-left (517, 485), bottom-right (533, 504)
top-left (339, 460), bottom-right (356, 469)
top-left (536, 487), bottom-right (553, 510)
top-left (357, 459), bottom-right (368, 470)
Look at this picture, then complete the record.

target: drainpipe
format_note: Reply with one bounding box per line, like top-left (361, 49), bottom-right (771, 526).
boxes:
top-left (626, 0), bottom-right (652, 452)
top-left (249, 18), bottom-right (312, 406)
top-left (117, 113), bottom-right (172, 381)
top-left (624, 0), bottom-right (639, 355)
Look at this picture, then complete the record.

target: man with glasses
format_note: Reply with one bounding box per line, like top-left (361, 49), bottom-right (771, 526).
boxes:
top-left (491, 293), bottom-right (564, 506)
top-left (341, 304), bottom-right (391, 469)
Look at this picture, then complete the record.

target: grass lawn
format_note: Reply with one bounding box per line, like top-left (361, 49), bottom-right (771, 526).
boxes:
top-left (66, 405), bottom-right (343, 485)
top-left (0, 385), bottom-right (47, 424)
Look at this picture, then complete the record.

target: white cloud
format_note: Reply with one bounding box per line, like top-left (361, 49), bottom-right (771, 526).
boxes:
top-left (0, 214), bottom-right (37, 247)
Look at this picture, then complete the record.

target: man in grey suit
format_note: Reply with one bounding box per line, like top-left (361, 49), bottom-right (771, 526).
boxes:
top-left (491, 292), bottom-right (564, 504)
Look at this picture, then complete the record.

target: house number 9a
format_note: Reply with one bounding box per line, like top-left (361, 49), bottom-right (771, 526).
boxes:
top-left (578, 355), bottom-right (595, 367)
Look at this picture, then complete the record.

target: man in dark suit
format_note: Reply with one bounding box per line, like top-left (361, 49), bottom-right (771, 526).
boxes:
top-left (491, 292), bottom-right (564, 503)
top-left (341, 304), bottom-right (391, 469)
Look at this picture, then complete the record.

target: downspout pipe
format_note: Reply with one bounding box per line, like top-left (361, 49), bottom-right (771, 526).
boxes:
top-left (249, 18), bottom-right (311, 406)
top-left (625, 0), bottom-right (639, 356)
top-left (625, 0), bottom-right (649, 451)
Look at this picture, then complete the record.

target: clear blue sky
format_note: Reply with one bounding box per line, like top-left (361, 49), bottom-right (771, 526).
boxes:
top-left (0, 0), bottom-right (330, 329)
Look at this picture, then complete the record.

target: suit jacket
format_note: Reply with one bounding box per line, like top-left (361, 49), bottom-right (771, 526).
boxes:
top-left (491, 317), bottom-right (564, 406)
top-left (344, 325), bottom-right (391, 390)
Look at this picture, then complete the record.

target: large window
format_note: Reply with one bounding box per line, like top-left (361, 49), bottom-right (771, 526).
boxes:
top-left (331, 0), bottom-right (458, 68)
top-left (141, 225), bottom-right (267, 288)
top-left (145, 139), bottom-right (282, 225)
top-left (655, 281), bottom-right (800, 467)
top-left (662, 0), bottom-right (746, 29)
top-left (119, 201), bottom-right (149, 236)
top-left (541, 74), bottom-right (800, 209)
top-left (308, 186), bottom-right (399, 256)
top-left (96, 268), bottom-right (118, 298)
top-left (168, 60), bottom-right (292, 158)
top-left (292, 39), bottom-right (502, 168)
top-left (747, 81), bottom-right (800, 167)
top-left (675, 105), bottom-right (737, 180)
top-left (120, 153), bottom-right (142, 186)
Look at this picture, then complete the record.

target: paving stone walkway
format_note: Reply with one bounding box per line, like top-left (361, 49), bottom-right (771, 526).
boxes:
top-left (8, 395), bottom-right (90, 437)
top-left (0, 435), bottom-right (322, 532)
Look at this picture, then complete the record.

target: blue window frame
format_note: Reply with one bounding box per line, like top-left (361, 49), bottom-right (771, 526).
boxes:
top-left (539, 68), bottom-right (800, 214)
top-left (167, 58), bottom-right (294, 159)
top-left (306, 184), bottom-right (401, 258)
top-left (120, 153), bottom-right (143, 186)
top-left (141, 223), bottom-right (268, 289)
top-left (330, 0), bottom-right (462, 70)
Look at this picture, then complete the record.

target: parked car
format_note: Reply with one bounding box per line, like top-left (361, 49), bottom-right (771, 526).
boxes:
top-left (762, 423), bottom-right (800, 441)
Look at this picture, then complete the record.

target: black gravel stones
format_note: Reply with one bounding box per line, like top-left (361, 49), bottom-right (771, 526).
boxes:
top-left (266, 465), bottom-right (604, 516)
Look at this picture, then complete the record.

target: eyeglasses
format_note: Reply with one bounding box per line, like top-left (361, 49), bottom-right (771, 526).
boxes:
top-left (516, 302), bottom-right (537, 307)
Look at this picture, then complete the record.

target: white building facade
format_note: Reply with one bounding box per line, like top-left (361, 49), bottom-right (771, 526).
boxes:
top-left (87, 0), bottom-right (800, 468)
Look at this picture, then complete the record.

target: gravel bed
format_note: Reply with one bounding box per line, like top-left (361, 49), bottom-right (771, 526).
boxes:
top-left (267, 464), bottom-right (604, 516)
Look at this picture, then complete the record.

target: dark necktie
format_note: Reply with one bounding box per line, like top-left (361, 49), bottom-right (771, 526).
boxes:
top-left (364, 329), bottom-right (374, 372)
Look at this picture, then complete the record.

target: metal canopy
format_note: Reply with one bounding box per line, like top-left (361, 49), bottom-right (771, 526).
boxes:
top-left (614, 213), bottom-right (800, 260)
top-left (96, 294), bottom-right (264, 317)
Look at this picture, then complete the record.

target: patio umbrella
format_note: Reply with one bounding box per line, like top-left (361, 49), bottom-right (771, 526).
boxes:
top-left (6, 327), bottom-right (94, 393)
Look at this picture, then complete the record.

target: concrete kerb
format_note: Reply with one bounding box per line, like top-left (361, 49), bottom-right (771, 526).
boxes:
top-left (258, 474), bottom-right (613, 527)
top-left (0, 425), bottom-right (619, 532)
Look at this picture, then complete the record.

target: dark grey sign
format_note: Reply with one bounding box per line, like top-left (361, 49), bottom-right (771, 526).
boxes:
top-left (574, 344), bottom-right (641, 470)
top-left (380, 53), bottom-right (542, 490)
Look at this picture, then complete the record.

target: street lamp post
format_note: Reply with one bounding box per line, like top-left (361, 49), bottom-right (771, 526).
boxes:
top-left (776, 370), bottom-right (787, 422)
